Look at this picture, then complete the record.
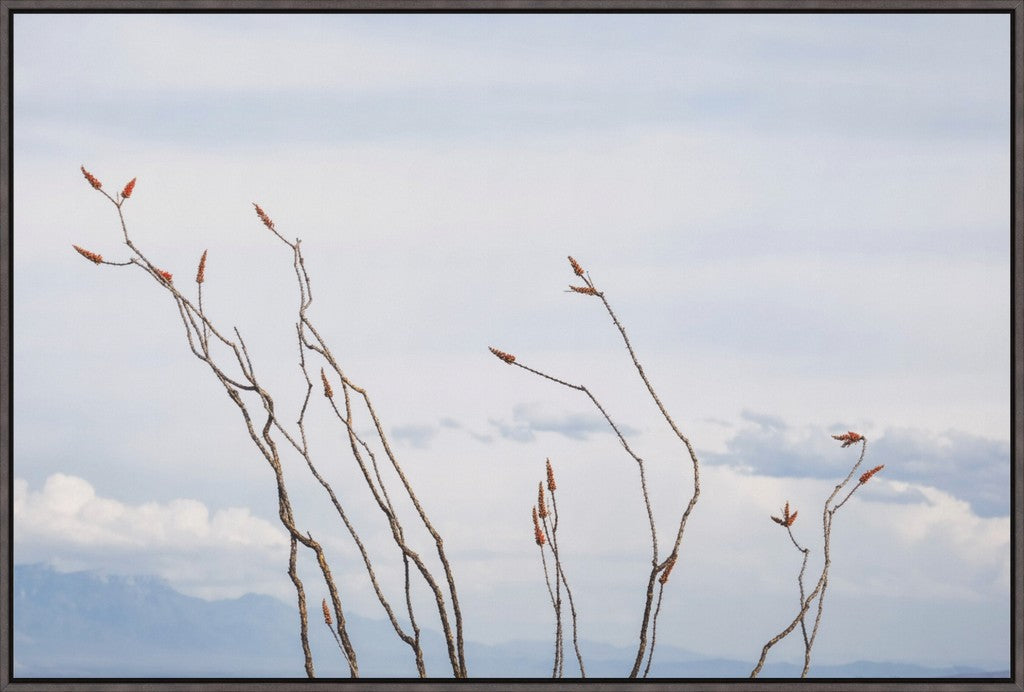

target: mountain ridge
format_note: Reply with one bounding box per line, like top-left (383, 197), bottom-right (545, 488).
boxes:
top-left (12, 563), bottom-right (1009, 679)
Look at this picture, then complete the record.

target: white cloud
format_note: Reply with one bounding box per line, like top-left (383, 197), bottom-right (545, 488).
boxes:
top-left (563, 463), bottom-right (1010, 664)
top-left (14, 474), bottom-right (290, 600)
top-left (10, 437), bottom-right (1009, 668)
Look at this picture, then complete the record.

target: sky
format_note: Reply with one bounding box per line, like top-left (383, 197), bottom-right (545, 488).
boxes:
top-left (10, 11), bottom-right (1012, 676)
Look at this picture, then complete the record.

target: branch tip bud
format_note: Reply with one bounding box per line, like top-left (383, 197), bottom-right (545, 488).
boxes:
top-left (80, 166), bottom-right (102, 190)
top-left (859, 465), bottom-right (884, 484)
top-left (253, 202), bottom-right (275, 231)
top-left (322, 598), bottom-right (332, 626)
top-left (832, 431), bottom-right (864, 448)
top-left (489, 346), bottom-right (516, 364)
top-left (196, 250), bottom-right (208, 284)
top-left (73, 244), bottom-right (103, 265)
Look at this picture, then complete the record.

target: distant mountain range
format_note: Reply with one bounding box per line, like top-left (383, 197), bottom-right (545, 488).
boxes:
top-left (11, 564), bottom-right (1010, 679)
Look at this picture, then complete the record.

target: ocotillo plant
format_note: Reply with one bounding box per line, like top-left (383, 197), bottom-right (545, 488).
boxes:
top-left (73, 167), bottom-right (466, 678)
top-left (490, 255), bottom-right (701, 678)
top-left (74, 169), bottom-right (883, 678)
top-left (750, 431), bottom-right (882, 677)
top-left (531, 459), bottom-right (585, 677)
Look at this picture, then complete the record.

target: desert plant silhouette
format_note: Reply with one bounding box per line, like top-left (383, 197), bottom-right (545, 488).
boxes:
top-left (74, 168), bottom-right (881, 679)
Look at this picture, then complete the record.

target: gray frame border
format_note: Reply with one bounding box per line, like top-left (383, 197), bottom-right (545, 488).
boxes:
top-left (0, 1), bottom-right (1020, 691)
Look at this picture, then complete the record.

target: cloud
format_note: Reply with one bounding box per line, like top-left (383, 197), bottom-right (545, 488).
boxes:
top-left (390, 424), bottom-right (438, 449)
top-left (14, 14), bottom-right (1007, 148)
top-left (739, 409), bottom-right (787, 430)
top-left (389, 418), bottom-right (497, 448)
top-left (857, 480), bottom-right (931, 506)
top-left (642, 464), bottom-right (1009, 665)
top-left (14, 474), bottom-right (290, 600)
top-left (868, 429), bottom-right (1009, 518)
top-left (703, 413), bottom-right (1009, 517)
top-left (488, 402), bottom-right (639, 443)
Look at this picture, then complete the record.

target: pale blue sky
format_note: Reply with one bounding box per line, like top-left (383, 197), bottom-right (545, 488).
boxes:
top-left (12, 12), bottom-right (1011, 674)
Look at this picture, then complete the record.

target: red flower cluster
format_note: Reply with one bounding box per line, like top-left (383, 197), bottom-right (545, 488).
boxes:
top-left (157, 269), bottom-right (173, 283)
top-left (80, 166), bottom-right (102, 190)
top-left (320, 368), bottom-right (334, 399)
top-left (489, 346), bottom-right (516, 364)
top-left (832, 431), bottom-right (864, 448)
top-left (321, 598), bottom-right (333, 626)
top-left (546, 459), bottom-right (556, 492)
top-left (121, 178), bottom-right (137, 199)
top-left (253, 202), bottom-right (275, 231)
top-left (72, 244), bottom-right (103, 265)
top-left (569, 285), bottom-right (598, 295)
top-left (859, 465), bottom-right (885, 484)
top-left (568, 255), bottom-right (585, 277)
top-left (532, 506), bottom-right (546, 546)
top-left (196, 250), bottom-right (208, 284)
top-left (771, 501), bottom-right (798, 527)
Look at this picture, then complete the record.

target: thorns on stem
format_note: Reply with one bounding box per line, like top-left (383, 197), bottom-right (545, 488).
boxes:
top-left (82, 172), bottom-right (470, 678)
top-left (122, 177), bottom-right (137, 199)
top-left (752, 435), bottom-right (874, 678)
top-left (81, 166), bottom-right (102, 190)
top-left (489, 346), bottom-right (516, 364)
top-left (859, 465), bottom-right (884, 484)
top-left (196, 250), bottom-right (208, 284)
top-left (493, 255), bottom-right (699, 679)
top-left (72, 244), bottom-right (104, 264)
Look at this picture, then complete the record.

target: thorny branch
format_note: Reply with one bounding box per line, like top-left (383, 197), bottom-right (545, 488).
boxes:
top-left (75, 167), bottom-right (465, 678)
top-left (75, 167), bottom-right (885, 680)
top-left (751, 433), bottom-right (882, 677)
top-left (491, 255), bottom-right (700, 678)
top-left (532, 460), bottom-right (585, 677)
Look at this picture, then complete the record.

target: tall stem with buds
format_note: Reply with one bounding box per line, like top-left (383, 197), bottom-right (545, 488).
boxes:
top-left (531, 460), bottom-right (585, 677)
top-left (751, 432), bottom-right (881, 677)
top-left (491, 255), bottom-right (701, 678)
top-left (74, 168), bottom-right (465, 678)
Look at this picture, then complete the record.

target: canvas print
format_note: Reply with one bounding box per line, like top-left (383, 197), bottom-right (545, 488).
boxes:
top-left (9, 10), bottom-right (1012, 679)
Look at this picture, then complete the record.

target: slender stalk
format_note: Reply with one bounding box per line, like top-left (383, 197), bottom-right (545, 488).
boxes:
top-left (289, 536), bottom-right (315, 677)
top-left (492, 256), bottom-right (700, 677)
top-left (76, 171), bottom-right (465, 678)
top-left (547, 486), bottom-right (585, 677)
top-left (751, 436), bottom-right (873, 677)
top-left (641, 582), bottom-right (666, 677)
